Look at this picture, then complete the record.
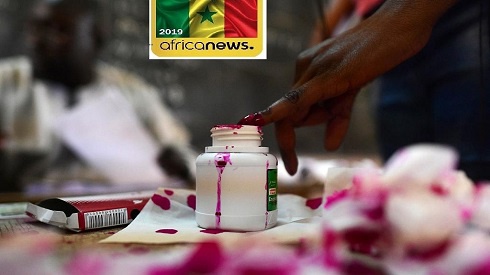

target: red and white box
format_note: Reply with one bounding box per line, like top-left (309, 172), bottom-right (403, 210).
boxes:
top-left (25, 191), bottom-right (154, 232)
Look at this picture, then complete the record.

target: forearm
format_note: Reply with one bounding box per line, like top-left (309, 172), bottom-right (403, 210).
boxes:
top-left (326, 0), bottom-right (356, 33)
top-left (380, 0), bottom-right (460, 26)
top-left (373, 0), bottom-right (460, 55)
top-left (321, 0), bottom-right (459, 90)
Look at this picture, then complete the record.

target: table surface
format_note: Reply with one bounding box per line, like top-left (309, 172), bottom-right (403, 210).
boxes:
top-left (0, 211), bottom-right (197, 275)
top-left (0, 188), bottom-right (321, 274)
top-left (0, 184), bottom-right (324, 251)
top-left (0, 208), bottom-right (180, 253)
top-left (0, 154), bottom-right (380, 261)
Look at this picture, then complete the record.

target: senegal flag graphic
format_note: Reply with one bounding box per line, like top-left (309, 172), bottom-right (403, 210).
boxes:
top-left (156, 0), bottom-right (257, 38)
top-left (150, 0), bottom-right (265, 59)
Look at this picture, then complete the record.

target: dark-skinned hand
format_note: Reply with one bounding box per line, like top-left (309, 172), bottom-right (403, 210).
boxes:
top-left (239, 0), bottom-right (458, 175)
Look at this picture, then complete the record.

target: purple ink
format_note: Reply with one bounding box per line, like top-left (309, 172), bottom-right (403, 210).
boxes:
top-left (214, 153), bottom-right (232, 228)
top-left (265, 160), bottom-right (270, 190)
top-left (187, 194), bottom-right (196, 210)
top-left (151, 194), bottom-right (171, 210)
top-left (156, 228), bottom-right (178, 234)
top-left (216, 161), bottom-right (227, 166)
top-left (199, 229), bottom-right (244, 234)
top-left (305, 197), bottom-right (323, 210)
top-left (200, 229), bottom-right (226, 234)
top-left (257, 126), bottom-right (263, 136)
top-left (237, 113), bottom-right (266, 126)
top-left (265, 211), bottom-right (269, 229)
top-left (213, 124), bottom-right (244, 130)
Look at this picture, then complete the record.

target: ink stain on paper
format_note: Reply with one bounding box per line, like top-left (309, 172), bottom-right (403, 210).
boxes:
top-left (200, 229), bottom-right (242, 234)
top-left (306, 197), bottom-right (322, 210)
top-left (187, 194), bottom-right (196, 210)
top-left (200, 229), bottom-right (226, 235)
top-left (156, 229), bottom-right (178, 234)
top-left (151, 194), bottom-right (171, 210)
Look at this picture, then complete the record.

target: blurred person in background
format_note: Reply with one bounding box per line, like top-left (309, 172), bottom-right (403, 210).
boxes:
top-left (0, 0), bottom-right (195, 192)
top-left (239, 0), bottom-right (490, 182)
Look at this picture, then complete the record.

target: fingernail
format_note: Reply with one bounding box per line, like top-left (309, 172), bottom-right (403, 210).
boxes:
top-left (237, 113), bottom-right (266, 126)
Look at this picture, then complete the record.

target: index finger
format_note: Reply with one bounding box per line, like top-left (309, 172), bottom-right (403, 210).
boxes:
top-left (237, 78), bottom-right (329, 126)
top-left (237, 93), bottom-right (300, 126)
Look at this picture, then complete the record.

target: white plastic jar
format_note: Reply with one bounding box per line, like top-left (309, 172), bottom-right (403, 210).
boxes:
top-left (195, 125), bottom-right (278, 231)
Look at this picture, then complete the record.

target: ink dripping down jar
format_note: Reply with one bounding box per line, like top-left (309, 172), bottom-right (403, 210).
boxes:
top-left (195, 125), bottom-right (278, 231)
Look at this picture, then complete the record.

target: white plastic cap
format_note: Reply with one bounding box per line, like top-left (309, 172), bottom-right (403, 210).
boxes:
top-left (210, 125), bottom-right (263, 147)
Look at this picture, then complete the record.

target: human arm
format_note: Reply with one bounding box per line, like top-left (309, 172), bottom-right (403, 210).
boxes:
top-left (310, 0), bottom-right (356, 45)
top-left (238, 0), bottom-right (459, 175)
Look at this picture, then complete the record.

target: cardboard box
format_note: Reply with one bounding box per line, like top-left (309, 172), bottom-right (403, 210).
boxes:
top-left (25, 191), bottom-right (153, 232)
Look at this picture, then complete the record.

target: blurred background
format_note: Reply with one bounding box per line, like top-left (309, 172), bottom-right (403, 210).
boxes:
top-left (0, 0), bottom-right (379, 156)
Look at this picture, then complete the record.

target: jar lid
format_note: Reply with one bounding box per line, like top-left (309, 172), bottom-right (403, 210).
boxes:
top-left (210, 125), bottom-right (263, 147)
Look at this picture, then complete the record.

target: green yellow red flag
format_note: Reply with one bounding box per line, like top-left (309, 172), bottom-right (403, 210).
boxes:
top-left (156, 0), bottom-right (257, 38)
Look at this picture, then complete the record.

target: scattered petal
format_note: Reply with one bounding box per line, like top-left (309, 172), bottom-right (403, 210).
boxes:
top-left (179, 241), bottom-right (224, 274)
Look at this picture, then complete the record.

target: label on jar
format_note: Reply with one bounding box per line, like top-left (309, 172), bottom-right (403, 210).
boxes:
top-left (267, 169), bottom-right (278, 211)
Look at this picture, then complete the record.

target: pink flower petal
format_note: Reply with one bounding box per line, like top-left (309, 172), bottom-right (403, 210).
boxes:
top-left (179, 241), bottom-right (224, 274)
top-left (324, 189), bottom-right (349, 209)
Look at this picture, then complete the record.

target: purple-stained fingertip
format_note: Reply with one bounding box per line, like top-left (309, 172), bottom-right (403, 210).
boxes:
top-left (237, 113), bottom-right (266, 126)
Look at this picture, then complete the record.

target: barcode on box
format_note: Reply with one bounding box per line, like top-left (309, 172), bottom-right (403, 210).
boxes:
top-left (84, 208), bottom-right (128, 230)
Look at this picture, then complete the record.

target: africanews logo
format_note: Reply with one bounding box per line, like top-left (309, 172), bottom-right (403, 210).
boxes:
top-left (159, 40), bottom-right (253, 51)
top-left (150, 0), bottom-right (266, 59)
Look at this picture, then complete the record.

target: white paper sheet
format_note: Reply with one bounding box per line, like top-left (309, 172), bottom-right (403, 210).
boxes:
top-left (101, 188), bottom-right (323, 245)
top-left (55, 91), bottom-right (166, 185)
